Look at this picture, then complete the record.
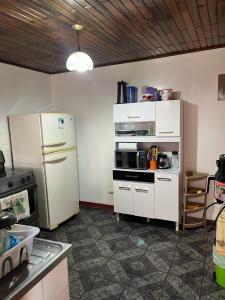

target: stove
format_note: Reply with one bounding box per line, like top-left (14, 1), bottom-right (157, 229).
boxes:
top-left (0, 168), bottom-right (38, 226)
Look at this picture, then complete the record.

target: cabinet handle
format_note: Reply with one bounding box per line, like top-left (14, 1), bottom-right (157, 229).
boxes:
top-left (118, 186), bottom-right (131, 191)
top-left (126, 175), bottom-right (138, 179)
top-left (128, 116), bottom-right (141, 119)
top-left (157, 177), bottom-right (172, 181)
top-left (159, 131), bottom-right (174, 134)
top-left (135, 188), bottom-right (148, 193)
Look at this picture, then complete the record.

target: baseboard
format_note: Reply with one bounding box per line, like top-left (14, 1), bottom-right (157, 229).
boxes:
top-left (79, 201), bottom-right (114, 211)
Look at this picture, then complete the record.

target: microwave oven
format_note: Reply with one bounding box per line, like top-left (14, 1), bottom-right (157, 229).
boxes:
top-left (115, 149), bottom-right (148, 170)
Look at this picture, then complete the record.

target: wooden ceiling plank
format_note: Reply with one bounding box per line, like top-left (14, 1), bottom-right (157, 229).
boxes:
top-left (181, 30), bottom-right (195, 48)
top-left (211, 23), bottom-right (220, 45)
top-left (164, 0), bottom-right (186, 30)
top-left (206, 37), bottom-right (213, 46)
top-left (175, 0), bottom-right (188, 11)
top-left (193, 40), bottom-right (201, 48)
top-left (167, 32), bottom-right (183, 51)
top-left (101, 0), bottom-right (160, 50)
top-left (44, 0), bottom-right (149, 54)
top-left (207, 0), bottom-right (218, 24)
top-left (118, 0), bottom-right (165, 52)
top-left (195, 26), bottom-right (207, 47)
top-left (218, 1), bottom-right (225, 36)
top-left (186, 0), bottom-right (202, 27)
top-left (180, 9), bottom-right (199, 41)
top-left (151, 0), bottom-right (186, 44)
top-left (198, 4), bottom-right (212, 39)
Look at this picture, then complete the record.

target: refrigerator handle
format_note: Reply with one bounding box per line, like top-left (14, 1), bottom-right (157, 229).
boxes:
top-left (43, 156), bottom-right (67, 164)
top-left (42, 142), bottom-right (66, 147)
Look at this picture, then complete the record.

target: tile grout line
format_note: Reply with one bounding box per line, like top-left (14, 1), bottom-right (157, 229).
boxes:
top-left (199, 230), bottom-right (211, 300)
top-left (158, 232), bottom-right (181, 300)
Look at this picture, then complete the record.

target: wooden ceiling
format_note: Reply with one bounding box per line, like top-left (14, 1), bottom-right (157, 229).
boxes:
top-left (0, 0), bottom-right (225, 74)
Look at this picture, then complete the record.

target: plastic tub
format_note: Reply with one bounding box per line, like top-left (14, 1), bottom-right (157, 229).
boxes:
top-left (215, 264), bottom-right (225, 288)
top-left (0, 224), bottom-right (40, 279)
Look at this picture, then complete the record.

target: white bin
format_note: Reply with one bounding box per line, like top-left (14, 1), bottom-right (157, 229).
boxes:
top-left (0, 224), bottom-right (40, 279)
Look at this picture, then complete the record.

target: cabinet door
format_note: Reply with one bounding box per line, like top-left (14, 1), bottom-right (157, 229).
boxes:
top-left (155, 174), bottom-right (179, 222)
top-left (156, 100), bottom-right (181, 136)
top-left (113, 102), bottom-right (155, 123)
top-left (133, 183), bottom-right (155, 218)
top-left (113, 181), bottom-right (133, 215)
top-left (22, 281), bottom-right (44, 300)
top-left (43, 259), bottom-right (69, 300)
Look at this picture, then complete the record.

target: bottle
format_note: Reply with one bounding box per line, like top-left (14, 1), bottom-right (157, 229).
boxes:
top-left (171, 151), bottom-right (179, 169)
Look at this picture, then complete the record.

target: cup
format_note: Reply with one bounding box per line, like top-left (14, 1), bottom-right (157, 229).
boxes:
top-left (150, 160), bottom-right (157, 170)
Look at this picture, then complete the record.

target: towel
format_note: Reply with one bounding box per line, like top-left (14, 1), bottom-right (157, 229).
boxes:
top-left (0, 190), bottom-right (30, 222)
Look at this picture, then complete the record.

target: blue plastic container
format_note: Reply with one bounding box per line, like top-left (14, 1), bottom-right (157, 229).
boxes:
top-left (127, 86), bottom-right (137, 103)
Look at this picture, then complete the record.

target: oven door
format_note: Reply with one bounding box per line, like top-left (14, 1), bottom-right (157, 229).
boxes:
top-left (115, 151), bottom-right (138, 169)
top-left (0, 183), bottom-right (38, 226)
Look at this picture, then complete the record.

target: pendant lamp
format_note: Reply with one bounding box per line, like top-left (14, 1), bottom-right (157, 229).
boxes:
top-left (66, 24), bottom-right (93, 72)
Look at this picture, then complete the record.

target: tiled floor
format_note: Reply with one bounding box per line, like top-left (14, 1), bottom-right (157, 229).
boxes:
top-left (39, 207), bottom-right (225, 300)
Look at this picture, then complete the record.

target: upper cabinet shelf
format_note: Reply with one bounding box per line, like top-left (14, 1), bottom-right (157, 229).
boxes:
top-left (113, 100), bottom-right (182, 138)
top-left (113, 102), bottom-right (155, 123)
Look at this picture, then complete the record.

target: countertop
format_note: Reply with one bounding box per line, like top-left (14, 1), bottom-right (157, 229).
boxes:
top-left (113, 167), bottom-right (180, 175)
top-left (0, 238), bottom-right (71, 300)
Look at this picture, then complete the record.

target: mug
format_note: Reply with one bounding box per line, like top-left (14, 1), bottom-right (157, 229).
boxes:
top-left (161, 89), bottom-right (173, 101)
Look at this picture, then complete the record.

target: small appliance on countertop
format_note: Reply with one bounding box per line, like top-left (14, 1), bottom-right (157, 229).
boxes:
top-left (157, 153), bottom-right (171, 169)
top-left (115, 149), bottom-right (148, 170)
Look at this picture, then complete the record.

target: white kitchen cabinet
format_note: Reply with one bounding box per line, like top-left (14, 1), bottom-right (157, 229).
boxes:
top-left (133, 183), bottom-right (155, 218)
top-left (113, 102), bottom-right (155, 123)
top-left (113, 181), bottom-right (154, 219)
top-left (113, 181), bottom-right (133, 215)
top-left (155, 173), bottom-right (179, 226)
top-left (156, 100), bottom-right (181, 137)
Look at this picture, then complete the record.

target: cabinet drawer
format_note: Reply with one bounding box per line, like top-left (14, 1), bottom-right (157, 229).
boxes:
top-left (113, 170), bottom-right (154, 183)
top-left (133, 183), bottom-right (155, 218)
top-left (113, 102), bottom-right (155, 123)
top-left (155, 174), bottom-right (179, 222)
top-left (113, 181), bottom-right (133, 215)
top-left (156, 100), bottom-right (181, 137)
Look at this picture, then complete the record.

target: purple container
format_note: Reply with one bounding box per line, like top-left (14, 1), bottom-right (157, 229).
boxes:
top-left (146, 86), bottom-right (155, 95)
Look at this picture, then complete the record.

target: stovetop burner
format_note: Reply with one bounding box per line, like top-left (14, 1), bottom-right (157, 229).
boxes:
top-left (0, 168), bottom-right (32, 179)
top-left (0, 168), bottom-right (35, 196)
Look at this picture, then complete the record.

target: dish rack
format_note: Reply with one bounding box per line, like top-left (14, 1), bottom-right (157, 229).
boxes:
top-left (0, 224), bottom-right (40, 279)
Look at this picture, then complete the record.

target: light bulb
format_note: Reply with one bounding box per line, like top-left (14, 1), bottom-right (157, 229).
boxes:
top-left (66, 51), bottom-right (93, 72)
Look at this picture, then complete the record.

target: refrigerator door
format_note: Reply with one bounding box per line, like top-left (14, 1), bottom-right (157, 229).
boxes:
top-left (43, 150), bottom-right (79, 229)
top-left (41, 113), bottom-right (76, 148)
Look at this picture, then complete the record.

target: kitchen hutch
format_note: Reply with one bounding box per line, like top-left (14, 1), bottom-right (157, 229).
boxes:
top-left (113, 100), bottom-right (183, 231)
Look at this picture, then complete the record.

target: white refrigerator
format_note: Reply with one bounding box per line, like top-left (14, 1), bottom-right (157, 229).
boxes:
top-left (9, 113), bottom-right (80, 230)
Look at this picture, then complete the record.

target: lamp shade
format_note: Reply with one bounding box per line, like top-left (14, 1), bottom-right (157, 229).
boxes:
top-left (66, 51), bottom-right (93, 72)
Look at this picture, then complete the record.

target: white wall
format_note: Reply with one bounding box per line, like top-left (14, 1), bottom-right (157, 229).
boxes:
top-left (52, 48), bottom-right (225, 219)
top-left (0, 63), bottom-right (52, 166)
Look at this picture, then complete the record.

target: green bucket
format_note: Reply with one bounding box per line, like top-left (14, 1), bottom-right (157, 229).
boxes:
top-left (215, 264), bottom-right (225, 288)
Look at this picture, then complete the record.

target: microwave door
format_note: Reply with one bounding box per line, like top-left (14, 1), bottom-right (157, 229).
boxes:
top-left (128, 152), bottom-right (138, 169)
top-left (123, 152), bottom-right (129, 168)
top-left (136, 152), bottom-right (140, 169)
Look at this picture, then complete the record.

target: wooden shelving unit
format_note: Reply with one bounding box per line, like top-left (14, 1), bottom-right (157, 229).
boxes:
top-left (182, 171), bottom-right (208, 230)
